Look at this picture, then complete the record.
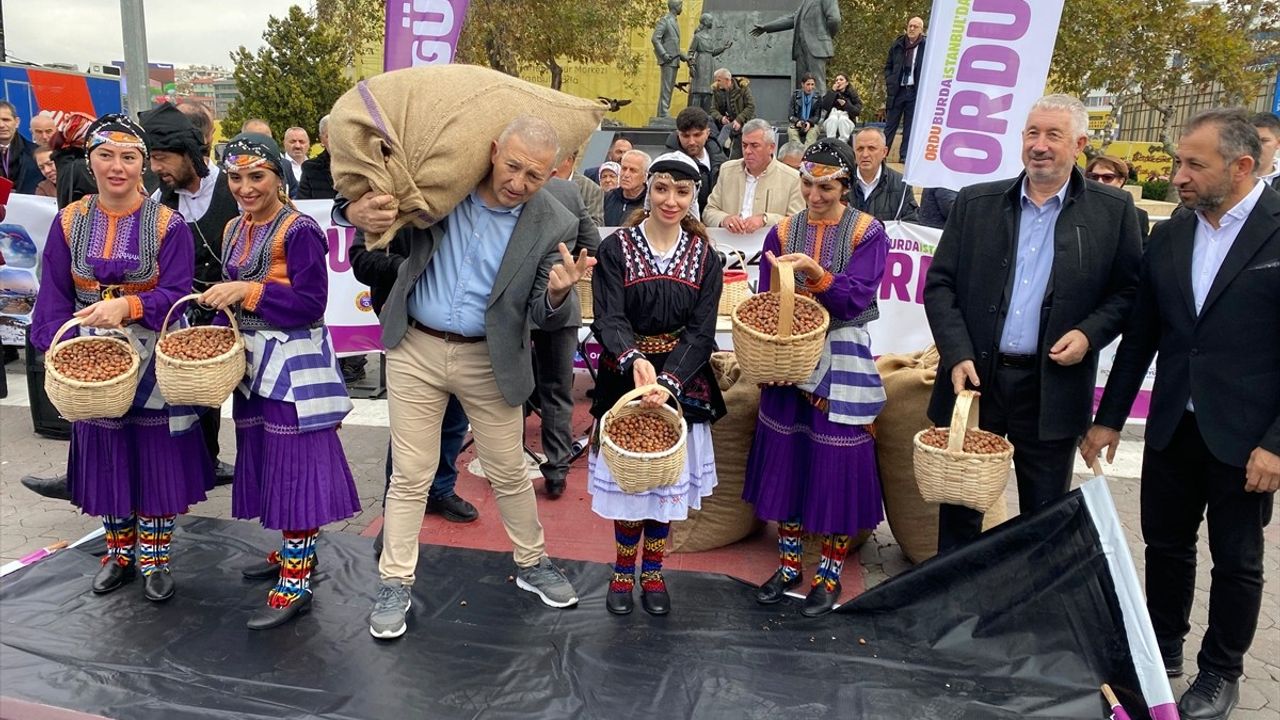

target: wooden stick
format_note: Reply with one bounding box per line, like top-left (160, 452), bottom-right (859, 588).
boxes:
top-left (1101, 683), bottom-right (1120, 706)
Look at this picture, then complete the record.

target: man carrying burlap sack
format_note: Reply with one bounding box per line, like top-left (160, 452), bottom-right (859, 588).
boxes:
top-left (343, 115), bottom-right (595, 640)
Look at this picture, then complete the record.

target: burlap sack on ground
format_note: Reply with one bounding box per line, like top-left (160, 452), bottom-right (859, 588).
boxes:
top-left (328, 64), bottom-right (606, 250)
top-left (671, 352), bottom-right (764, 553)
top-left (875, 346), bottom-right (1008, 564)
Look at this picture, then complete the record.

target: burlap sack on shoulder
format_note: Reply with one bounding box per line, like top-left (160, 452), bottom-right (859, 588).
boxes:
top-left (875, 346), bottom-right (1008, 564)
top-left (328, 64), bottom-right (606, 250)
top-left (671, 352), bottom-right (764, 553)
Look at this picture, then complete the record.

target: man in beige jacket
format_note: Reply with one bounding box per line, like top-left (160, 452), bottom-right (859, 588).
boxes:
top-left (703, 118), bottom-right (805, 233)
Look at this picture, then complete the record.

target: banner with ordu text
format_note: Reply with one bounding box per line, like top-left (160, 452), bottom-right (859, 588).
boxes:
top-left (903, 0), bottom-right (1066, 191)
top-left (383, 0), bottom-right (471, 71)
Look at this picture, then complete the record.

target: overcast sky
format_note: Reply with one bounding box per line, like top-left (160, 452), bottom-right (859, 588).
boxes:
top-left (5, 1), bottom-right (312, 70)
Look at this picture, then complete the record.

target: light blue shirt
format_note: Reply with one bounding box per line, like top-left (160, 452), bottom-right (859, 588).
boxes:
top-left (998, 179), bottom-right (1068, 354)
top-left (408, 191), bottom-right (522, 337)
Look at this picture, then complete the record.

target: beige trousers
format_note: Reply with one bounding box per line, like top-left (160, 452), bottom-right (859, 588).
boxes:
top-left (379, 329), bottom-right (545, 585)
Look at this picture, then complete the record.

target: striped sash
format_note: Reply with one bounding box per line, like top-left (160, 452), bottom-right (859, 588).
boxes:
top-left (239, 326), bottom-right (353, 432)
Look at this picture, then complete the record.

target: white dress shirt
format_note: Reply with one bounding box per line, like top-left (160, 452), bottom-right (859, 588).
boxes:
top-left (857, 166), bottom-right (882, 201)
top-left (150, 164), bottom-right (222, 222)
top-left (740, 169), bottom-right (760, 218)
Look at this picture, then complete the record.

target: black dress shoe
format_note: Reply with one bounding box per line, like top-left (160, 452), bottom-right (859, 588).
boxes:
top-left (1178, 671), bottom-right (1238, 720)
top-left (640, 588), bottom-right (670, 616)
top-left (21, 473), bottom-right (71, 501)
top-left (545, 477), bottom-right (566, 499)
top-left (247, 591), bottom-right (312, 630)
top-left (212, 461), bottom-right (235, 487)
top-left (242, 553), bottom-right (320, 580)
top-left (426, 493), bottom-right (479, 523)
top-left (606, 589), bottom-right (634, 615)
top-left (755, 569), bottom-right (802, 605)
top-left (143, 569), bottom-right (176, 602)
top-left (92, 560), bottom-right (136, 594)
top-left (800, 581), bottom-right (840, 617)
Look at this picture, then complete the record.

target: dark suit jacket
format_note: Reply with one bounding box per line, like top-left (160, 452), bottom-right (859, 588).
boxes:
top-left (884, 35), bottom-right (925, 103)
top-left (297, 150), bottom-right (335, 200)
top-left (848, 164), bottom-right (919, 223)
top-left (1096, 185), bottom-right (1280, 466)
top-left (3, 134), bottom-right (41, 195)
top-left (923, 167), bottom-right (1142, 440)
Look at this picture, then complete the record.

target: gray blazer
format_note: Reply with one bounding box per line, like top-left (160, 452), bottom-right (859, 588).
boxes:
top-left (380, 189), bottom-right (580, 407)
top-left (652, 14), bottom-right (682, 66)
top-left (759, 0), bottom-right (840, 60)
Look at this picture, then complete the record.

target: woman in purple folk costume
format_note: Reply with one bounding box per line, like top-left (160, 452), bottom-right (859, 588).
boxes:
top-left (31, 113), bottom-right (211, 603)
top-left (742, 138), bottom-right (889, 618)
top-left (199, 133), bottom-right (359, 630)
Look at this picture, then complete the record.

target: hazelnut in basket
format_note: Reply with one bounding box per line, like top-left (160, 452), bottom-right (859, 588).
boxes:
top-left (51, 339), bottom-right (134, 383)
top-left (735, 293), bottom-right (826, 336)
top-left (158, 327), bottom-right (237, 361)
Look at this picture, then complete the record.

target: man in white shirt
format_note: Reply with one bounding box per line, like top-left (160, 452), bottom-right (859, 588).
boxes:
top-left (849, 127), bottom-right (918, 222)
top-left (283, 126), bottom-right (310, 186)
top-left (703, 118), bottom-right (803, 232)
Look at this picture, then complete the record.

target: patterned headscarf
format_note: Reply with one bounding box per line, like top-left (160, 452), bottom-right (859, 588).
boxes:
top-left (220, 133), bottom-right (286, 177)
top-left (643, 151), bottom-right (703, 221)
top-left (799, 138), bottom-right (856, 186)
top-left (599, 161), bottom-right (621, 178)
top-left (85, 113), bottom-right (148, 159)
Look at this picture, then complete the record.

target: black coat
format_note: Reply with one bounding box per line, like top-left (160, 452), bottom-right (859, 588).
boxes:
top-left (849, 164), bottom-right (918, 222)
top-left (884, 35), bottom-right (925, 103)
top-left (923, 168), bottom-right (1142, 440)
top-left (52, 147), bottom-right (96, 209)
top-left (821, 86), bottom-right (862, 121)
top-left (297, 150), bottom-right (335, 200)
top-left (663, 132), bottom-right (726, 211)
top-left (1096, 186), bottom-right (1280, 466)
top-left (157, 170), bottom-right (240, 288)
top-left (2, 133), bottom-right (42, 195)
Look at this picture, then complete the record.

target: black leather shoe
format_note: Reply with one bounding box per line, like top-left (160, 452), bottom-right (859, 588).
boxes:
top-left (242, 553), bottom-right (320, 580)
top-left (247, 591), bottom-right (312, 630)
top-left (755, 569), bottom-right (802, 605)
top-left (640, 588), bottom-right (670, 616)
top-left (143, 569), bottom-right (176, 602)
top-left (212, 461), bottom-right (235, 487)
top-left (1162, 646), bottom-right (1184, 678)
top-left (426, 493), bottom-right (479, 523)
top-left (1178, 671), bottom-right (1238, 720)
top-left (800, 581), bottom-right (840, 617)
top-left (545, 477), bottom-right (566, 499)
top-left (606, 589), bottom-right (634, 615)
top-left (92, 560), bottom-right (136, 594)
top-left (21, 473), bottom-right (71, 501)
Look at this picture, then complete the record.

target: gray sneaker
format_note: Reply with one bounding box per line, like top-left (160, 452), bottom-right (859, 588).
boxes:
top-left (515, 557), bottom-right (579, 608)
top-left (369, 581), bottom-right (412, 639)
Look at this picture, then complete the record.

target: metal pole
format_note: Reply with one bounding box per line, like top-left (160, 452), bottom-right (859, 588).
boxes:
top-left (119, 0), bottom-right (150, 118)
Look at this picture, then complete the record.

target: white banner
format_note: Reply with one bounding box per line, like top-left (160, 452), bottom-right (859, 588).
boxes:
top-left (1, 197), bottom-right (1152, 417)
top-left (903, 0), bottom-right (1066, 191)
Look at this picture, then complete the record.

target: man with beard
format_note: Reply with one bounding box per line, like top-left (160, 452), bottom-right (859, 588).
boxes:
top-left (20, 103), bottom-right (239, 499)
top-left (1082, 108), bottom-right (1278, 720)
top-left (923, 94), bottom-right (1142, 553)
top-left (663, 106), bottom-right (725, 212)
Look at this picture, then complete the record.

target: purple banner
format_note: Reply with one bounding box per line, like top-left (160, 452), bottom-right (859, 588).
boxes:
top-left (383, 0), bottom-right (471, 72)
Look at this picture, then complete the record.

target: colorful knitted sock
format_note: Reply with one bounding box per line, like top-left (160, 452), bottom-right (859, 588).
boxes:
top-left (812, 533), bottom-right (851, 591)
top-left (610, 520), bottom-right (644, 593)
top-left (639, 520), bottom-right (670, 593)
top-left (136, 515), bottom-right (176, 577)
top-left (101, 514), bottom-right (136, 567)
top-left (267, 529), bottom-right (318, 608)
top-left (777, 521), bottom-right (804, 584)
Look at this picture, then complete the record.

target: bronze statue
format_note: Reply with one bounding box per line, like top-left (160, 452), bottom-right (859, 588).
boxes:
top-left (751, 0), bottom-right (841, 95)
top-left (687, 14), bottom-right (732, 112)
top-left (651, 0), bottom-right (688, 119)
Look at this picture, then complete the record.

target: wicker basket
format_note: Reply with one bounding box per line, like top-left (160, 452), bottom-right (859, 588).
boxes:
top-left (155, 293), bottom-right (247, 408)
top-left (730, 259), bottom-right (830, 384)
top-left (913, 390), bottom-right (1013, 511)
top-left (43, 317), bottom-right (141, 422)
top-left (600, 383), bottom-right (688, 494)
top-left (718, 248), bottom-right (752, 315)
top-left (577, 267), bottom-right (594, 321)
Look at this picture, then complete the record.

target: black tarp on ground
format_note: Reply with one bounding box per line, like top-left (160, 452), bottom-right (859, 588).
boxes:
top-left (0, 496), bottom-right (1146, 720)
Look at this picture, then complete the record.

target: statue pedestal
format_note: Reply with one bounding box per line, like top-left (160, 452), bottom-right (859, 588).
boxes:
top-left (648, 116), bottom-right (677, 129)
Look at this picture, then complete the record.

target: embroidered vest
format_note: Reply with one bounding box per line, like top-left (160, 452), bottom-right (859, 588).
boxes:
top-left (780, 208), bottom-right (879, 328)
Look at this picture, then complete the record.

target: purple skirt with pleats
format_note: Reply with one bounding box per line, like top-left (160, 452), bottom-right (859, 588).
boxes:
top-left (68, 410), bottom-right (211, 517)
top-left (231, 393), bottom-right (360, 531)
top-left (742, 386), bottom-right (884, 535)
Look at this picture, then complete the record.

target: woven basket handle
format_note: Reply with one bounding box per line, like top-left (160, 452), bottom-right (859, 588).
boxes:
top-left (721, 247), bottom-right (748, 270)
top-left (160, 292), bottom-right (240, 342)
top-left (607, 382), bottom-right (680, 418)
top-left (771, 259), bottom-right (795, 339)
top-left (947, 389), bottom-right (980, 453)
top-left (50, 316), bottom-right (142, 357)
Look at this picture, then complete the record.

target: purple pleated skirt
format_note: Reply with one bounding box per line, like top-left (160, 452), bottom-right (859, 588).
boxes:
top-left (68, 410), bottom-right (211, 517)
top-left (742, 386), bottom-right (884, 535)
top-left (231, 393), bottom-right (360, 531)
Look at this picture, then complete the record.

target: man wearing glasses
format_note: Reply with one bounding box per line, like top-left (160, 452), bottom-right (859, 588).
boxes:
top-left (1086, 156), bottom-right (1149, 247)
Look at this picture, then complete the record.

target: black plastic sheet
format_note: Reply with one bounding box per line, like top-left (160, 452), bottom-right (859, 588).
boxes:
top-left (0, 499), bottom-right (1143, 719)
